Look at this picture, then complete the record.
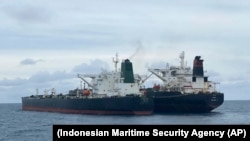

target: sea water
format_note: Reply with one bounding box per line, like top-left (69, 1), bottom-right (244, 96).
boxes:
top-left (0, 100), bottom-right (249, 141)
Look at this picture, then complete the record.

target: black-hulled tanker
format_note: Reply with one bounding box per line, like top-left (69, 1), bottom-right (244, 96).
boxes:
top-left (22, 52), bottom-right (224, 114)
top-left (22, 54), bottom-right (154, 115)
top-left (145, 91), bottom-right (223, 113)
top-left (144, 51), bottom-right (224, 113)
top-left (22, 94), bottom-right (152, 115)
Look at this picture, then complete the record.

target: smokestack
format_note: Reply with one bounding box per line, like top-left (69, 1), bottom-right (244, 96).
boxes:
top-left (193, 56), bottom-right (204, 77)
top-left (121, 59), bottom-right (135, 83)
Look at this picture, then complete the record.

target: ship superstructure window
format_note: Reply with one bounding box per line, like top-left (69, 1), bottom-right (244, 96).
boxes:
top-left (171, 71), bottom-right (176, 76)
top-left (204, 77), bottom-right (208, 82)
top-left (192, 77), bottom-right (196, 82)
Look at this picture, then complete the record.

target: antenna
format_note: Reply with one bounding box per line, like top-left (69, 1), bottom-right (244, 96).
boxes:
top-left (36, 88), bottom-right (39, 95)
top-left (179, 51), bottom-right (185, 69)
top-left (113, 53), bottom-right (119, 72)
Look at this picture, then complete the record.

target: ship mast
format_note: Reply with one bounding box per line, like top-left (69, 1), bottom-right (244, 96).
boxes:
top-left (180, 51), bottom-right (185, 69)
top-left (113, 53), bottom-right (119, 72)
top-left (36, 88), bottom-right (39, 95)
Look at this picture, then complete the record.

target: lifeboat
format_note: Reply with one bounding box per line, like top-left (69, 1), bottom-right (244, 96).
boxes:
top-left (153, 84), bottom-right (160, 91)
top-left (82, 89), bottom-right (90, 96)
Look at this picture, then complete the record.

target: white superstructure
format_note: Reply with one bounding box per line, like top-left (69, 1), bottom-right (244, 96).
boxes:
top-left (77, 54), bottom-right (142, 97)
top-left (148, 51), bottom-right (218, 94)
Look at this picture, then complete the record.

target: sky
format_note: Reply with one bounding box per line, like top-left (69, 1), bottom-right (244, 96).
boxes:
top-left (0, 0), bottom-right (250, 103)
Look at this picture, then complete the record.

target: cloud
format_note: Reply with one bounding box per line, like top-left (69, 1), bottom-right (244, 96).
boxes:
top-left (0, 60), bottom-right (111, 103)
top-left (72, 59), bottom-right (111, 74)
top-left (0, 0), bottom-right (250, 102)
top-left (0, 70), bottom-right (74, 87)
top-left (0, 77), bottom-right (27, 87)
top-left (20, 58), bottom-right (43, 65)
top-left (0, 70), bottom-right (76, 103)
top-left (29, 71), bottom-right (74, 83)
top-left (2, 4), bottom-right (51, 23)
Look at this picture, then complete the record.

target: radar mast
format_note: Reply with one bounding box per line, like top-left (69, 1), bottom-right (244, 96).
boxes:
top-left (113, 53), bottom-right (119, 72)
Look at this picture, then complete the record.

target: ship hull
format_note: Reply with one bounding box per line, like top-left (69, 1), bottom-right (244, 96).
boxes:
top-left (22, 95), bottom-right (153, 115)
top-left (146, 91), bottom-right (224, 113)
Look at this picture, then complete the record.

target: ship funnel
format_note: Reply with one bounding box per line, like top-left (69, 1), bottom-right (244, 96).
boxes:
top-left (121, 59), bottom-right (135, 83)
top-left (193, 56), bottom-right (204, 77)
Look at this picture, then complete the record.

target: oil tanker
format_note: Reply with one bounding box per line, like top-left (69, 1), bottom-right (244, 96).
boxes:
top-left (142, 51), bottom-right (224, 113)
top-left (22, 52), bottom-right (224, 114)
top-left (22, 55), bottom-right (154, 115)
